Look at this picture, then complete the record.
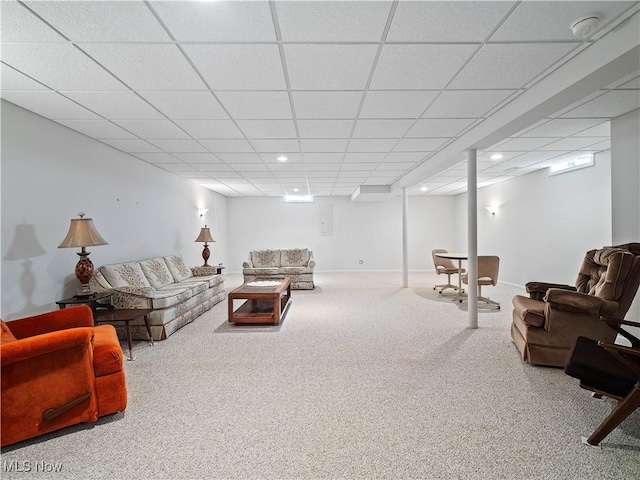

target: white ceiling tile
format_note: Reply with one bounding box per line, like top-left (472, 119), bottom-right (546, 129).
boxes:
top-left (57, 119), bottom-right (135, 139)
top-left (1, 1), bottom-right (66, 41)
top-left (151, 0), bottom-right (276, 41)
top-left (344, 153), bottom-right (388, 163)
top-left (157, 163), bottom-right (198, 173)
top-left (389, 1), bottom-right (515, 42)
top-left (360, 91), bottom-right (438, 119)
top-left (285, 44), bottom-right (379, 90)
top-left (134, 153), bottom-right (180, 164)
top-left (519, 119), bottom-right (605, 138)
top-left (306, 171), bottom-right (338, 179)
top-left (137, 91), bottom-right (228, 120)
top-left (1, 64), bottom-right (49, 90)
top-left (571, 121), bottom-right (610, 137)
top-left (385, 152), bottom-right (426, 163)
top-left (148, 139), bottom-right (207, 153)
top-left (496, 137), bottom-right (558, 151)
top-left (342, 162), bottom-right (379, 171)
top-left (172, 153), bottom-right (221, 164)
top-left (377, 162), bottom-right (416, 171)
top-left (114, 120), bottom-right (189, 139)
top-left (184, 44), bottom-right (286, 90)
top-left (62, 91), bottom-right (164, 120)
top-left (300, 139), bottom-right (348, 152)
top-left (216, 91), bottom-right (292, 119)
top-left (393, 138), bottom-right (448, 152)
top-left (251, 139), bottom-right (300, 153)
top-left (100, 138), bottom-right (161, 153)
top-left (371, 44), bottom-right (477, 89)
top-left (216, 153), bottom-right (262, 164)
top-left (491, 1), bottom-right (635, 42)
top-left (236, 120), bottom-right (296, 138)
top-left (560, 90), bottom-right (640, 118)
top-left (1, 44), bottom-right (127, 91)
top-left (1, 91), bottom-right (100, 120)
top-left (305, 163), bottom-right (343, 172)
top-left (201, 139), bottom-right (254, 153)
top-left (423, 90), bottom-right (516, 118)
top-left (229, 164), bottom-right (269, 173)
top-left (617, 76), bottom-right (640, 89)
top-left (406, 119), bottom-right (475, 138)
top-left (25, 1), bottom-right (171, 42)
top-left (348, 139), bottom-right (398, 152)
top-left (450, 43), bottom-right (578, 89)
top-left (303, 153), bottom-right (344, 163)
top-left (198, 164), bottom-right (234, 173)
top-left (298, 120), bottom-right (354, 138)
top-left (175, 120), bottom-right (243, 139)
top-left (276, 1), bottom-right (391, 41)
top-left (537, 137), bottom-right (608, 151)
top-left (581, 140), bottom-right (611, 151)
top-left (353, 119), bottom-right (414, 138)
top-left (496, 151), bottom-right (567, 168)
top-left (269, 165), bottom-right (304, 174)
top-left (80, 44), bottom-right (206, 90)
top-left (292, 91), bottom-right (363, 119)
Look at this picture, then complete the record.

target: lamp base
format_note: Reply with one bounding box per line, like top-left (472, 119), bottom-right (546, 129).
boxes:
top-left (74, 251), bottom-right (96, 299)
top-left (202, 243), bottom-right (210, 267)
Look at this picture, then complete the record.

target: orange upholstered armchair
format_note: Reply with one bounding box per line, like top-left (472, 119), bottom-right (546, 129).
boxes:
top-left (1, 306), bottom-right (127, 447)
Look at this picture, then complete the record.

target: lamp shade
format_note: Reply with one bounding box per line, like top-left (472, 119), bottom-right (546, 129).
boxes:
top-left (195, 225), bottom-right (215, 243)
top-left (58, 213), bottom-right (108, 248)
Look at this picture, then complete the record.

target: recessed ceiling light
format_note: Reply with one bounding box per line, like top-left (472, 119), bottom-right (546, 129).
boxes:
top-left (420, 186), bottom-right (428, 192)
top-left (490, 153), bottom-right (504, 161)
top-left (293, 188), bottom-right (299, 192)
top-left (277, 155), bottom-right (288, 162)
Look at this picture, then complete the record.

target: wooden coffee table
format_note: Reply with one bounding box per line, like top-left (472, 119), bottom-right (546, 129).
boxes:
top-left (228, 277), bottom-right (291, 325)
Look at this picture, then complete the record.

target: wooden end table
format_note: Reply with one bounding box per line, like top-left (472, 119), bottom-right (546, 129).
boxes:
top-left (93, 308), bottom-right (154, 361)
top-left (228, 277), bottom-right (291, 325)
top-left (56, 292), bottom-right (113, 311)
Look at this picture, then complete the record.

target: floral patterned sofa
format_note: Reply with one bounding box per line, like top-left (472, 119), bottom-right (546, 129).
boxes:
top-left (242, 249), bottom-right (315, 289)
top-left (89, 255), bottom-right (225, 340)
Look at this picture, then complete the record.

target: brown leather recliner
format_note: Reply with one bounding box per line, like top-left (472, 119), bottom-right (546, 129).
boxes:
top-left (1, 306), bottom-right (127, 446)
top-left (511, 244), bottom-right (640, 367)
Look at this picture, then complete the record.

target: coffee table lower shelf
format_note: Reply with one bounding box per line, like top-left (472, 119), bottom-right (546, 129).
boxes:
top-left (230, 298), bottom-right (291, 324)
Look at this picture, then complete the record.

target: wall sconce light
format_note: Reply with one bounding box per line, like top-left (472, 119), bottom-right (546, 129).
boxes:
top-left (485, 206), bottom-right (499, 216)
top-left (198, 208), bottom-right (209, 218)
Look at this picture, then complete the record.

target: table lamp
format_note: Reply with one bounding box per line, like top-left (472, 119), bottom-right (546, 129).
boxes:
top-left (58, 212), bottom-right (108, 298)
top-left (195, 225), bottom-right (215, 266)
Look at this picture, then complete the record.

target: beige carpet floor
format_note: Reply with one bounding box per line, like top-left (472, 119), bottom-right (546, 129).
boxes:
top-left (2, 272), bottom-right (639, 479)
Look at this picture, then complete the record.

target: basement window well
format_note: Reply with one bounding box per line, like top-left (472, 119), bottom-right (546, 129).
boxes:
top-left (548, 154), bottom-right (594, 176)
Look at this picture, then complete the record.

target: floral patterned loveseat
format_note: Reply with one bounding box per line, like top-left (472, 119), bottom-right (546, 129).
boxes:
top-left (89, 255), bottom-right (225, 340)
top-left (242, 249), bottom-right (315, 289)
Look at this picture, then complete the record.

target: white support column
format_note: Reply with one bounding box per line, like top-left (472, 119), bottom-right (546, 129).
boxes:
top-left (402, 187), bottom-right (409, 288)
top-left (467, 149), bottom-right (478, 329)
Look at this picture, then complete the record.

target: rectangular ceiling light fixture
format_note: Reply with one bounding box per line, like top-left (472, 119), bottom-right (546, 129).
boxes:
top-left (283, 194), bottom-right (314, 203)
top-left (548, 153), bottom-right (594, 176)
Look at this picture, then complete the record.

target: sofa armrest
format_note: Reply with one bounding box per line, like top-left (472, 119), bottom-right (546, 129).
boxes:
top-left (1, 327), bottom-right (94, 367)
top-left (242, 261), bottom-right (252, 268)
top-left (544, 289), bottom-right (617, 315)
top-left (5, 306), bottom-right (94, 340)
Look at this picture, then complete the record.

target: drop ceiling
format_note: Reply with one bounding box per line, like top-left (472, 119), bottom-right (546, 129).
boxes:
top-left (1, 0), bottom-right (639, 198)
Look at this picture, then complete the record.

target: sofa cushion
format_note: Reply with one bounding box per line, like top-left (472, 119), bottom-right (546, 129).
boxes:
top-left (281, 248), bottom-right (310, 267)
top-left (280, 266), bottom-right (314, 275)
top-left (139, 258), bottom-right (175, 289)
top-left (512, 295), bottom-right (545, 327)
top-left (251, 250), bottom-right (281, 268)
top-left (243, 267), bottom-right (280, 276)
top-left (92, 325), bottom-right (124, 377)
top-left (164, 255), bottom-right (194, 282)
top-left (101, 262), bottom-right (151, 288)
top-left (1, 320), bottom-right (17, 344)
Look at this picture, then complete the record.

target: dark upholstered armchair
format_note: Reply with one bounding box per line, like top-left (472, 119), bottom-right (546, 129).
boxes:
top-left (1, 306), bottom-right (127, 446)
top-left (511, 244), bottom-right (640, 367)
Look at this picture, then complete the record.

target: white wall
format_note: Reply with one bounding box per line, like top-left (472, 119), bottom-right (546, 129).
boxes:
top-left (226, 195), bottom-right (457, 272)
top-left (1, 101), bottom-right (228, 320)
top-left (453, 150), bottom-right (612, 286)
